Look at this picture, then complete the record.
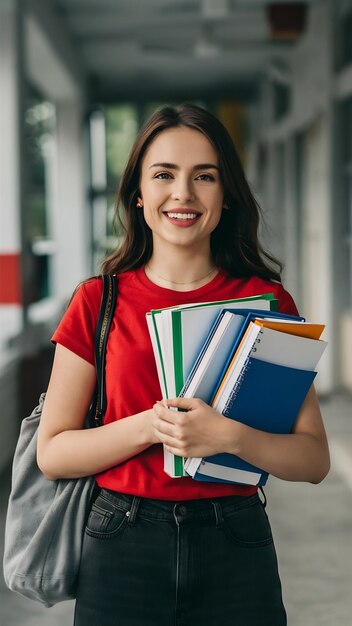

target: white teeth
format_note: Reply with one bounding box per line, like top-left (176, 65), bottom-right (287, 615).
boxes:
top-left (166, 212), bottom-right (198, 220)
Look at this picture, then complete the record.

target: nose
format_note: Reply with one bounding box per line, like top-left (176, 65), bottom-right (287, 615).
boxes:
top-left (171, 176), bottom-right (194, 202)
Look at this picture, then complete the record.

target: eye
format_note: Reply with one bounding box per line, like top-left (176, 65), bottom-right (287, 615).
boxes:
top-left (196, 173), bottom-right (215, 182)
top-left (154, 172), bottom-right (172, 180)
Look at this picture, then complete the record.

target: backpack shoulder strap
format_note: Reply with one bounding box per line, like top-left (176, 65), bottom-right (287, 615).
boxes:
top-left (93, 274), bottom-right (118, 426)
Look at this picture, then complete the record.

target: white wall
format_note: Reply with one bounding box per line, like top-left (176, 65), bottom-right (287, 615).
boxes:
top-left (300, 115), bottom-right (333, 392)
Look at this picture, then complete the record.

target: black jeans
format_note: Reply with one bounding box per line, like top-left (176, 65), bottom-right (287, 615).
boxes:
top-left (74, 489), bottom-right (286, 626)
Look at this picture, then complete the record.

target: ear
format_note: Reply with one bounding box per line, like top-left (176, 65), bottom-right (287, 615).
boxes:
top-left (222, 195), bottom-right (230, 210)
top-left (136, 196), bottom-right (143, 208)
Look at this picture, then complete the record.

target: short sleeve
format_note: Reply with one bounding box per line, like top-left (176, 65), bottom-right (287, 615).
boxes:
top-left (275, 283), bottom-right (300, 317)
top-left (51, 278), bottom-right (102, 365)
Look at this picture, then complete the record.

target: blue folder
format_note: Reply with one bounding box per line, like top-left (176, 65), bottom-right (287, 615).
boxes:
top-left (192, 357), bottom-right (316, 486)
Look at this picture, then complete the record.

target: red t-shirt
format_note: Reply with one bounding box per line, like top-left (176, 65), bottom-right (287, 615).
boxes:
top-left (52, 267), bottom-right (299, 500)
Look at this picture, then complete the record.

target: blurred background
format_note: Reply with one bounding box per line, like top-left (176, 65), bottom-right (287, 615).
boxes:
top-left (0, 0), bottom-right (351, 624)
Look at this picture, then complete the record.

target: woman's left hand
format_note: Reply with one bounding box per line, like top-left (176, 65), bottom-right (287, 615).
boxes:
top-left (152, 397), bottom-right (232, 458)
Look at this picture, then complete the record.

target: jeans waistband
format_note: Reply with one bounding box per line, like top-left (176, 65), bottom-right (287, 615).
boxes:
top-left (98, 489), bottom-right (261, 526)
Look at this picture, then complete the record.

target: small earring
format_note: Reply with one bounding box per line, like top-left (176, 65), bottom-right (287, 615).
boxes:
top-left (136, 201), bottom-right (143, 208)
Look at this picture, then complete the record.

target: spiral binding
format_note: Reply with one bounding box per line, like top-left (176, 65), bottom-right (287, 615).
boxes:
top-left (223, 329), bottom-right (263, 414)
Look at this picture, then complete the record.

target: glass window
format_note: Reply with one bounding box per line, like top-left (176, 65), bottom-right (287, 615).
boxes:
top-left (335, 8), bottom-right (352, 69)
top-left (343, 98), bottom-right (352, 308)
top-left (24, 87), bottom-right (56, 302)
top-left (105, 105), bottom-right (139, 249)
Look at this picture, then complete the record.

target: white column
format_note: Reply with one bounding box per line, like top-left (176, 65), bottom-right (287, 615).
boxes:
top-left (51, 99), bottom-right (89, 298)
top-left (0, 0), bottom-right (23, 344)
top-left (282, 137), bottom-right (301, 302)
top-left (300, 114), bottom-right (334, 394)
top-left (90, 110), bottom-right (108, 273)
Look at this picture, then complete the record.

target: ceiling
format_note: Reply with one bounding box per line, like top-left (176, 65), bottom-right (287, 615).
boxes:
top-left (48, 0), bottom-right (322, 103)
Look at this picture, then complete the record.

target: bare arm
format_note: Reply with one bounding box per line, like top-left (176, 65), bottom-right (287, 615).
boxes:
top-left (37, 344), bottom-right (158, 480)
top-left (152, 385), bottom-right (330, 484)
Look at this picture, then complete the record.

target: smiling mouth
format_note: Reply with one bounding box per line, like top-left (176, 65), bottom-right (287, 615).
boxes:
top-left (164, 211), bottom-right (200, 220)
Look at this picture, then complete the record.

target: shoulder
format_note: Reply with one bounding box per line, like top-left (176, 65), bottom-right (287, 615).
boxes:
top-left (228, 274), bottom-right (299, 316)
top-left (52, 277), bottom-right (104, 366)
top-left (77, 276), bottom-right (103, 301)
top-left (69, 277), bottom-right (103, 315)
top-left (268, 279), bottom-right (299, 316)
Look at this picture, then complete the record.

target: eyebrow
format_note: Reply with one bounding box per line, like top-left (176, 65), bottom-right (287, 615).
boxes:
top-left (148, 162), bottom-right (219, 171)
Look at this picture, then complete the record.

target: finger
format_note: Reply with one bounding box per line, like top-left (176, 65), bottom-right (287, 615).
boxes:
top-left (158, 433), bottom-right (184, 450)
top-left (153, 418), bottom-right (175, 438)
top-left (164, 444), bottom-right (185, 457)
top-left (155, 399), bottom-right (168, 408)
top-left (165, 397), bottom-right (198, 411)
top-left (157, 428), bottom-right (183, 446)
top-left (153, 403), bottom-right (180, 425)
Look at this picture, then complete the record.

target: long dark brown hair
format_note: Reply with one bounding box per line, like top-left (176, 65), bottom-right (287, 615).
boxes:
top-left (101, 103), bottom-right (282, 281)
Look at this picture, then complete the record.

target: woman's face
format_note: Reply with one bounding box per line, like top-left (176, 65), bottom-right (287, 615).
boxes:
top-left (138, 126), bottom-right (225, 253)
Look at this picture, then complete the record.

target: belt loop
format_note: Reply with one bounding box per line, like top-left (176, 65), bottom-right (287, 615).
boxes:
top-left (211, 500), bottom-right (223, 526)
top-left (259, 486), bottom-right (267, 509)
top-left (127, 496), bottom-right (140, 525)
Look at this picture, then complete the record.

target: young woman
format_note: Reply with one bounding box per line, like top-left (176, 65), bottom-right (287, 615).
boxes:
top-left (37, 103), bottom-right (330, 626)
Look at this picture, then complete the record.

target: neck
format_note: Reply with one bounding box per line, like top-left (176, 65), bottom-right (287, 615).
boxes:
top-left (145, 253), bottom-right (218, 291)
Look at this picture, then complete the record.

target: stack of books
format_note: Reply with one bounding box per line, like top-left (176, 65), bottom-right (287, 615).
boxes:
top-left (146, 293), bottom-right (327, 486)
